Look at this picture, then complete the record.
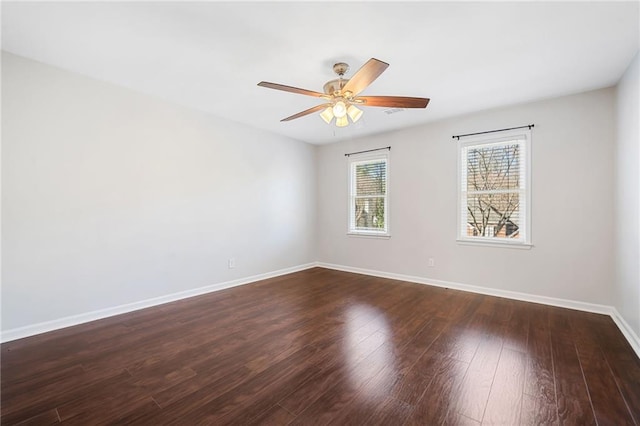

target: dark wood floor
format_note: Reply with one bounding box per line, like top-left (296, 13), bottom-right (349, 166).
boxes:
top-left (2, 268), bottom-right (639, 425)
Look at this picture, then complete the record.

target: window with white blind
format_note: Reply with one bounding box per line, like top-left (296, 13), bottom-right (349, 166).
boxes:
top-left (458, 129), bottom-right (531, 247)
top-left (348, 152), bottom-right (389, 236)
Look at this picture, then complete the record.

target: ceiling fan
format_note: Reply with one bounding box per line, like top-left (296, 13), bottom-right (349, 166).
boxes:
top-left (258, 58), bottom-right (430, 127)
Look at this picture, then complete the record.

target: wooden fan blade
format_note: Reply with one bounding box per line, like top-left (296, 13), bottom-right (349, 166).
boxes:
top-left (258, 81), bottom-right (326, 98)
top-left (357, 96), bottom-right (430, 108)
top-left (281, 104), bottom-right (331, 122)
top-left (341, 58), bottom-right (389, 96)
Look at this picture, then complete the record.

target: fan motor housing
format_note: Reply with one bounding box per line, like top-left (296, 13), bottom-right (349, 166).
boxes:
top-left (323, 78), bottom-right (349, 96)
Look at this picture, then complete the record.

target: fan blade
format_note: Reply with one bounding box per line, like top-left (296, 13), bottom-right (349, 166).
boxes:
top-left (357, 96), bottom-right (430, 109)
top-left (341, 58), bottom-right (389, 96)
top-left (258, 81), bottom-right (326, 98)
top-left (281, 104), bottom-right (331, 122)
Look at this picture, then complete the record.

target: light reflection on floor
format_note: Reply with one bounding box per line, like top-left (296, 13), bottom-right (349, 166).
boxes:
top-left (342, 303), bottom-right (397, 401)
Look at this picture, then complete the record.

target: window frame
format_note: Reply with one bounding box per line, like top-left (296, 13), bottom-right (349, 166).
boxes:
top-left (347, 150), bottom-right (390, 238)
top-left (456, 128), bottom-right (532, 248)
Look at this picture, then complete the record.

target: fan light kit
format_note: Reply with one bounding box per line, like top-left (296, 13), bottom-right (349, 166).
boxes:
top-left (258, 58), bottom-right (430, 128)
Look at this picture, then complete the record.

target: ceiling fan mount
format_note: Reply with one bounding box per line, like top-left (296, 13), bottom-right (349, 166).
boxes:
top-left (258, 58), bottom-right (429, 127)
top-left (332, 62), bottom-right (349, 77)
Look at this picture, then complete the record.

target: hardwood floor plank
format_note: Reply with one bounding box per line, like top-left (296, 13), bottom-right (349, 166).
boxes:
top-left (391, 369), bottom-right (433, 406)
top-left (321, 361), bottom-right (400, 425)
top-left (482, 347), bottom-right (526, 425)
top-left (320, 318), bottom-right (435, 425)
top-left (404, 357), bottom-right (470, 425)
top-left (1, 268), bottom-right (637, 425)
top-left (278, 285), bottom-right (439, 416)
top-left (13, 408), bottom-right (60, 425)
top-left (500, 300), bottom-right (530, 353)
top-left (429, 324), bottom-right (483, 364)
top-left (392, 299), bottom-right (484, 410)
top-left (245, 403), bottom-right (297, 426)
top-left (399, 329), bottom-right (460, 402)
top-left (443, 412), bottom-right (481, 425)
top-left (154, 344), bottom-right (323, 424)
top-left (394, 317), bottom-right (448, 374)
top-left (431, 294), bottom-right (484, 352)
top-left (571, 313), bottom-right (636, 425)
top-left (589, 317), bottom-right (640, 424)
top-left (0, 364), bottom-right (85, 403)
top-left (150, 303), bottom-right (357, 408)
top-left (288, 342), bottom-right (396, 425)
top-left (360, 396), bottom-right (413, 425)
top-left (450, 334), bottom-right (503, 422)
top-left (1, 368), bottom-right (130, 425)
top-left (59, 397), bottom-right (159, 426)
top-left (277, 329), bottom-right (390, 415)
top-left (111, 398), bottom-right (162, 424)
top-left (522, 304), bottom-right (559, 425)
top-left (579, 349), bottom-right (635, 426)
top-left (277, 358), bottom-right (352, 416)
top-left (549, 308), bottom-right (597, 426)
top-left (521, 358), bottom-right (559, 425)
top-left (150, 364), bottom-right (252, 409)
top-left (54, 371), bottom-right (151, 423)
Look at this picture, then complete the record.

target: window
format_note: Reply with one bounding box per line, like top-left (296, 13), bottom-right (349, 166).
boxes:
top-left (458, 129), bottom-right (531, 246)
top-left (348, 151), bottom-right (389, 236)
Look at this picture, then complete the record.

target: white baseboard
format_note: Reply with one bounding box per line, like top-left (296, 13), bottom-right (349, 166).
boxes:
top-left (610, 308), bottom-right (640, 357)
top-left (0, 262), bottom-right (317, 343)
top-left (317, 262), bottom-right (612, 314)
top-left (317, 262), bottom-right (640, 359)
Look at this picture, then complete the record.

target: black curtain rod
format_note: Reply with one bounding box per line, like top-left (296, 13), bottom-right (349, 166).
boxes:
top-left (452, 124), bottom-right (534, 140)
top-left (344, 146), bottom-right (391, 157)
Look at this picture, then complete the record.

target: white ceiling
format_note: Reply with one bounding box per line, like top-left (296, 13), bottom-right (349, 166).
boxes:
top-left (2, 2), bottom-right (638, 145)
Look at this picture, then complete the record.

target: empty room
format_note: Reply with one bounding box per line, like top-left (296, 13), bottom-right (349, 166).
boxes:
top-left (1, 2), bottom-right (639, 425)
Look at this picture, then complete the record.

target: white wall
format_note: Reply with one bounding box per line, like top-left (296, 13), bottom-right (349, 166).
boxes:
top-left (615, 51), bottom-right (640, 337)
top-left (317, 88), bottom-right (615, 306)
top-left (1, 52), bottom-right (317, 331)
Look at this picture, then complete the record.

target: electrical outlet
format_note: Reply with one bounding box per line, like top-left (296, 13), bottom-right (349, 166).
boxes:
top-left (228, 258), bottom-right (236, 269)
top-left (428, 258), bottom-right (435, 267)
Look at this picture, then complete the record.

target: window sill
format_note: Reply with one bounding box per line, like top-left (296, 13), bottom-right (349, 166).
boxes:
top-left (456, 238), bottom-right (532, 250)
top-left (348, 232), bottom-right (391, 239)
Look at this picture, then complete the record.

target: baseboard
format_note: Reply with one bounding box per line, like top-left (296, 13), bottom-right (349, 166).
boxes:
top-left (610, 308), bottom-right (640, 357)
top-left (317, 262), bottom-right (612, 314)
top-left (0, 262), bottom-right (317, 343)
top-left (317, 262), bottom-right (640, 359)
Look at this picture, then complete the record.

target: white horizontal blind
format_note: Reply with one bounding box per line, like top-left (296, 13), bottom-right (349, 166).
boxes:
top-left (459, 131), bottom-right (529, 244)
top-left (349, 154), bottom-right (388, 234)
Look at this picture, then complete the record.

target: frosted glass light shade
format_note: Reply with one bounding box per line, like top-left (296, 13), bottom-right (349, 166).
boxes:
top-left (320, 107), bottom-right (334, 124)
top-left (320, 101), bottom-right (364, 127)
top-left (336, 116), bottom-right (349, 127)
top-left (332, 101), bottom-right (347, 118)
top-left (347, 105), bottom-right (363, 123)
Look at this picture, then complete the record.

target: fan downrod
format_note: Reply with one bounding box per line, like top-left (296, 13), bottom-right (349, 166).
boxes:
top-left (323, 62), bottom-right (350, 96)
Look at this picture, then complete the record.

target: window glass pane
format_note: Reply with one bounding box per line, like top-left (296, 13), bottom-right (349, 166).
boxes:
top-left (355, 161), bottom-right (386, 196)
top-left (458, 131), bottom-right (530, 245)
top-left (349, 154), bottom-right (388, 235)
top-left (465, 192), bottom-right (520, 238)
top-left (354, 197), bottom-right (385, 230)
top-left (466, 143), bottom-right (520, 191)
